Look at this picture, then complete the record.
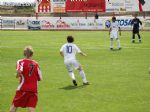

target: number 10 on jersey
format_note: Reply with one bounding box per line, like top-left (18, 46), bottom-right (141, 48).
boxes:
top-left (66, 46), bottom-right (72, 53)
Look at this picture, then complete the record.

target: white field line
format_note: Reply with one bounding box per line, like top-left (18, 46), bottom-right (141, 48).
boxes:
top-left (0, 45), bottom-right (150, 50)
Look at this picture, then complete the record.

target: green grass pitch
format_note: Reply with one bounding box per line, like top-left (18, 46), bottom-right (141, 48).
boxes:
top-left (0, 31), bottom-right (150, 112)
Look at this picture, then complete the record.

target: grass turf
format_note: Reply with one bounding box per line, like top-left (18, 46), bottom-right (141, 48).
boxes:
top-left (0, 31), bottom-right (150, 112)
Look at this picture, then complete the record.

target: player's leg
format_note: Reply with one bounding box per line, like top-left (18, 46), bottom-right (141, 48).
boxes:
top-left (68, 71), bottom-right (75, 80)
top-left (110, 38), bottom-right (113, 50)
top-left (77, 66), bottom-right (89, 85)
top-left (68, 71), bottom-right (77, 86)
top-left (137, 30), bottom-right (141, 43)
top-left (69, 71), bottom-right (77, 86)
top-left (27, 92), bottom-right (37, 112)
top-left (110, 32), bottom-right (114, 50)
top-left (132, 30), bottom-right (135, 43)
top-left (9, 104), bottom-right (17, 112)
top-left (10, 91), bottom-right (25, 112)
top-left (28, 107), bottom-right (35, 112)
top-left (73, 60), bottom-right (89, 85)
top-left (65, 61), bottom-right (77, 86)
top-left (115, 32), bottom-right (121, 49)
top-left (116, 38), bottom-right (121, 49)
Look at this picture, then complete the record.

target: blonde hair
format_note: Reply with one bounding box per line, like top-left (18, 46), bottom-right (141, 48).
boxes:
top-left (24, 46), bottom-right (34, 58)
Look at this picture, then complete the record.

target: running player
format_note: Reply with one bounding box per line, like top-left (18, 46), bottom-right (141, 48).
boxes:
top-left (10, 46), bottom-right (42, 112)
top-left (60, 36), bottom-right (89, 86)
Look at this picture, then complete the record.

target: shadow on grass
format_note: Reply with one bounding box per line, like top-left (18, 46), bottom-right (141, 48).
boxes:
top-left (59, 85), bottom-right (86, 90)
top-left (132, 42), bottom-right (142, 44)
top-left (110, 49), bottom-right (122, 52)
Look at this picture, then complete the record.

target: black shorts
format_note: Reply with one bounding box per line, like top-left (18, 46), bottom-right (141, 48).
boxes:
top-left (133, 29), bottom-right (139, 34)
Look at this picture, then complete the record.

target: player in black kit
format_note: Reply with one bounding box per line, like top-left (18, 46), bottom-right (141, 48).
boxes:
top-left (131, 14), bottom-right (142, 43)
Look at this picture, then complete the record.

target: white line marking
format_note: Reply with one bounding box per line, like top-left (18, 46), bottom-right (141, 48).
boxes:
top-left (0, 45), bottom-right (150, 50)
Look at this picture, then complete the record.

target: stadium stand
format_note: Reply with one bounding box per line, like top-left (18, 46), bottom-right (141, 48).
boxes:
top-left (0, 5), bottom-right (34, 17)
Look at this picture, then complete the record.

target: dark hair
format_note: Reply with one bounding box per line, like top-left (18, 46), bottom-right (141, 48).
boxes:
top-left (112, 16), bottom-right (116, 21)
top-left (134, 13), bottom-right (138, 17)
top-left (67, 36), bottom-right (74, 43)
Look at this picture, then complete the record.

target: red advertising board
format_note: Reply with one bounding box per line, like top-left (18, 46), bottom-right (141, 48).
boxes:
top-left (66, 0), bottom-right (106, 12)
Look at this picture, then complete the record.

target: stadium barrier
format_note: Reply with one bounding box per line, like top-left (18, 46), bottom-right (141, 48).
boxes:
top-left (0, 17), bottom-right (150, 30)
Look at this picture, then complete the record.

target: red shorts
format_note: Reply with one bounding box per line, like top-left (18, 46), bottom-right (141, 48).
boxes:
top-left (12, 91), bottom-right (38, 108)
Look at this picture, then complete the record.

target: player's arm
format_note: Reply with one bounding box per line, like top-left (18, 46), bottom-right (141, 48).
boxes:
top-left (37, 66), bottom-right (42, 81)
top-left (60, 45), bottom-right (64, 57)
top-left (109, 28), bottom-right (112, 35)
top-left (16, 71), bottom-right (22, 78)
top-left (60, 51), bottom-right (64, 57)
top-left (79, 52), bottom-right (87, 57)
top-left (75, 45), bottom-right (87, 56)
top-left (138, 19), bottom-right (143, 30)
top-left (131, 21), bottom-right (133, 25)
top-left (119, 27), bottom-right (121, 36)
top-left (139, 19), bottom-right (142, 25)
top-left (16, 60), bottom-right (23, 78)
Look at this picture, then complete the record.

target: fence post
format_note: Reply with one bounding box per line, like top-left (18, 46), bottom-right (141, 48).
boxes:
top-left (14, 19), bottom-right (16, 30)
top-left (0, 19), bottom-right (2, 30)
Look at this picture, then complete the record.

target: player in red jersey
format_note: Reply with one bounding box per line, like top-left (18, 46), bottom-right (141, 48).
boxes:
top-left (10, 46), bottom-right (42, 112)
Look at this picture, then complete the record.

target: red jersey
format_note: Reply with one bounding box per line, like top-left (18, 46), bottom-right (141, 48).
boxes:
top-left (16, 59), bottom-right (42, 93)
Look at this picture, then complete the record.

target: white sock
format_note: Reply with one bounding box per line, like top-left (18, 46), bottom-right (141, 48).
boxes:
top-left (110, 40), bottom-right (113, 48)
top-left (69, 72), bottom-right (75, 80)
top-left (79, 70), bottom-right (87, 83)
top-left (117, 39), bottom-right (120, 48)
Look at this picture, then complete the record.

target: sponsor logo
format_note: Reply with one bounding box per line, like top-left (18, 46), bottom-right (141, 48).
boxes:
top-left (111, 2), bottom-right (124, 7)
top-left (105, 20), bottom-right (111, 28)
top-left (56, 19), bottom-right (70, 28)
top-left (16, 20), bottom-right (26, 25)
top-left (27, 20), bottom-right (41, 30)
top-left (117, 19), bottom-right (132, 26)
top-left (2, 20), bottom-right (15, 27)
top-left (41, 20), bottom-right (55, 28)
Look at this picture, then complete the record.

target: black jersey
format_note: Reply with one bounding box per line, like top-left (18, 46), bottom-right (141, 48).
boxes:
top-left (131, 18), bottom-right (142, 30)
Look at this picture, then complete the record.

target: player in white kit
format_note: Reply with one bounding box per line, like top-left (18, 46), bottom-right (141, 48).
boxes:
top-left (60, 36), bottom-right (89, 86)
top-left (109, 16), bottom-right (121, 50)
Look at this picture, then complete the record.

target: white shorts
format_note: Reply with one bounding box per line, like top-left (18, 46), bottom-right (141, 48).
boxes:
top-left (110, 31), bottom-right (118, 39)
top-left (64, 59), bottom-right (81, 72)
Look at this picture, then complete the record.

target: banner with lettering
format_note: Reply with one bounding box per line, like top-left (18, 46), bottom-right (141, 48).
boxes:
top-left (1, 17), bottom-right (150, 30)
top-left (66, 0), bottom-right (106, 12)
top-left (51, 0), bottom-right (66, 13)
top-left (106, 0), bottom-right (150, 12)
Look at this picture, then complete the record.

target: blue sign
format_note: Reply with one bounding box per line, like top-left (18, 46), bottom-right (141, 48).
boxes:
top-left (105, 20), bottom-right (111, 28)
top-left (117, 19), bottom-right (132, 27)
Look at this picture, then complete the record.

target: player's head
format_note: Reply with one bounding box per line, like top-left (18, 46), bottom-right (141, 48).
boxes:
top-left (134, 13), bottom-right (138, 18)
top-left (24, 46), bottom-right (34, 58)
top-left (67, 36), bottom-right (74, 43)
top-left (112, 16), bottom-right (116, 22)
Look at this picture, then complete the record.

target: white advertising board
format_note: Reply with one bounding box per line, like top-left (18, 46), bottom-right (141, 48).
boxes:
top-left (106, 0), bottom-right (150, 12)
top-left (106, 0), bottom-right (125, 12)
top-left (0, 17), bottom-right (150, 30)
top-left (51, 0), bottom-right (66, 13)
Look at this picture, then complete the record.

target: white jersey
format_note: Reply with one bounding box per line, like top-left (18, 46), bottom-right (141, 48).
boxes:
top-left (60, 43), bottom-right (81, 61)
top-left (111, 21), bottom-right (120, 32)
